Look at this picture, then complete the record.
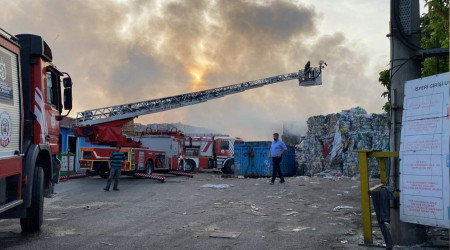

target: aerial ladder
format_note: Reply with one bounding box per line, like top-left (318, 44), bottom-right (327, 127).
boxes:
top-left (73, 61), bottom-right (326, 144)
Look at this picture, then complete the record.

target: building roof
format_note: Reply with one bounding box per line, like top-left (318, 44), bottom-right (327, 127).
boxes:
top-left (60, 117), bottom-right (75, 128)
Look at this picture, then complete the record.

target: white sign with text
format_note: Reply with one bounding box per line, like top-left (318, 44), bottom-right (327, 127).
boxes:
top-left (400, 72), bottom-right (450, 228)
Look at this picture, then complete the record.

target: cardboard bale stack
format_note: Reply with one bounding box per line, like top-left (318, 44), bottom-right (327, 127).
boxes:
top-left (296, 107), bottom-right (389, 177)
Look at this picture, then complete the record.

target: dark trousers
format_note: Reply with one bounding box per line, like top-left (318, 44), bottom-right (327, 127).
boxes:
top-left (271, 157), bottom-right (284, 183)
top-left (106, 168), bottom-right (121, 189)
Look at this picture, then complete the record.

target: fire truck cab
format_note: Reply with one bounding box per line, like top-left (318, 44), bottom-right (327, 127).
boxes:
top-left (184, 136), bottom-right (243, 174)
top-left (0, 30), bottom-right (72, 232)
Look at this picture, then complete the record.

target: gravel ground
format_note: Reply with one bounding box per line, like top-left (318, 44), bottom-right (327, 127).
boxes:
top-left (0, 172), bottom-right (375, 249)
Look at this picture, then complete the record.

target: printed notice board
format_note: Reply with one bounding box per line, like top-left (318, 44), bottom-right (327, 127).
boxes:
top-left (400, 72), bottom-right (450, 228)
top-left (56, 153), bottom-right (75, 171)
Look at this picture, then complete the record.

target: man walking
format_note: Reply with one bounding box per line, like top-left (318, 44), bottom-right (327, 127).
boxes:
top-left (104, 145), bottom-right (126, 191)
top-left (268, 133), bottom-right (287, 184)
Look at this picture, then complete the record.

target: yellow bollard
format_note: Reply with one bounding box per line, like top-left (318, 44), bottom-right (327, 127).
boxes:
top-left (358, 151), bottom-right (373, 245)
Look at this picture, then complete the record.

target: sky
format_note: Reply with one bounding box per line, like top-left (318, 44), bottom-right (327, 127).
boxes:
top-left (1, 0), bottom-right (427, 140)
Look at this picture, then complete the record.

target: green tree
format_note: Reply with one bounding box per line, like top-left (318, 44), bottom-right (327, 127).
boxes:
top-left (379, 0), bottom-right (449, 114)
top-left (379, 69), bottom-right (391, 116)
top-left (421, 0), bottom-right (449, 76)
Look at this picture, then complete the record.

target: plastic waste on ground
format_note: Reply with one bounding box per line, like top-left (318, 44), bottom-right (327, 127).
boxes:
top-left (201, 184), bottom-right (231, 189)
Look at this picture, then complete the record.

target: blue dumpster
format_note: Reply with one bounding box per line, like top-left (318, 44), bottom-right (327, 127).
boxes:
top-left (234, 141), bottom-right (296, 177)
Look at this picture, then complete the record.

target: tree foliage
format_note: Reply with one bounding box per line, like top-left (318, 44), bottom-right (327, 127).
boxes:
top-left (379, 69), bottom-right (391, 116)
top-left (379, 0), bottom-right (449, 114)
top-left (421, 0), bottom-right (449, 76)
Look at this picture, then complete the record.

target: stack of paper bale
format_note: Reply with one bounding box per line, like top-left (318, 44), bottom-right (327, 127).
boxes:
top-left (296, 107), bottom-right (389, 177)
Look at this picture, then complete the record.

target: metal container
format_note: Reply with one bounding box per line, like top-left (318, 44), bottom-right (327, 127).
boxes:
top-left (234, 141), bottom-right (296, 177)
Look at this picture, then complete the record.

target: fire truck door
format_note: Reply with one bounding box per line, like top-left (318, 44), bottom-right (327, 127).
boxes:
top-left (44, 69), bottom-right (61, 153)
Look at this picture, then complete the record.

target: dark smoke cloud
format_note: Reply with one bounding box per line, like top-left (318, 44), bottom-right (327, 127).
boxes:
top-left (1, 0), bottom-right (387, 140)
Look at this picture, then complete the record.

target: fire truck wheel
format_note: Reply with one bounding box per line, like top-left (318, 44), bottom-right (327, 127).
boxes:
top-left (184, 160), bottom-right (196, 173)
top-left (20, 167), bottom-right (44, 233)
top-left (222, 159), bottom-right (235, 174)
top-left (145, 160), bottom-right (154, 175)
top-left (99, 165), bottom-right (110, 179)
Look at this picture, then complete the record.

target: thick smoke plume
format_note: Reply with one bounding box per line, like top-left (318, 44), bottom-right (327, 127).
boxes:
top-left (1, 0), bottom-right (387, 140)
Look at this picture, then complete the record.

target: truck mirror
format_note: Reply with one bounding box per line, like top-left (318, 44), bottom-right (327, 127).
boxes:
top-left (63, 77), bottom-right (72, 88)
top-left (63, 88), bottom-right (72, 110)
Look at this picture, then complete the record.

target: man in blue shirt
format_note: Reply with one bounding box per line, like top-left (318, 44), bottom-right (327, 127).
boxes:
top-left (268, 133), bottom-right (287, 184)
top-left (104, 145), bottom-right (126, 191)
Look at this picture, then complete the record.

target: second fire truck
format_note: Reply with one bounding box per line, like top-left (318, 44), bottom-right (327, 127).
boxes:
top-left (184, 136), bottom-right (243, 174)
top-left (79, 129), bottom-right (186, 177)
top-left (79, 147), bottom-right (166, 178)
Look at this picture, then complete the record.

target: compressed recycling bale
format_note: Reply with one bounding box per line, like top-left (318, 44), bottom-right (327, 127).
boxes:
top-left (295, 107), bottom-right (389, 177)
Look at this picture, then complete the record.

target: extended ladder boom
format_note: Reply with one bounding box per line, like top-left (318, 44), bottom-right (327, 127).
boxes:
top-left (76, 61), bottom-right (326, 126)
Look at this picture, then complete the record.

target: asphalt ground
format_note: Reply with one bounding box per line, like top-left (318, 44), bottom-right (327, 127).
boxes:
top-left (0, 172), bottom-right (380, 249)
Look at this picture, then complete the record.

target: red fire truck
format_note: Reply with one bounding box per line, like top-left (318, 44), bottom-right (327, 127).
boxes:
top-left (79, 147), bottom-right (165, 178)
top-left (184, 136), bottom-right (243, 174)
top-left (0, 30), bottom-right (73, 232)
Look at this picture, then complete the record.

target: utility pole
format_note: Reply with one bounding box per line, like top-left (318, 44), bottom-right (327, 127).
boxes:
top-left (389, 0), bottom-right (427, 245)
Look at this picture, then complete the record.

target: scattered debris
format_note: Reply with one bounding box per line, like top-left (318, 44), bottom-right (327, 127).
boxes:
top-left (210, 231), bottom-right (241, 239)
top-left (243, 209), bottom-right (268, 217)
top-left (333, 206), bottom-right (354, 211)
top-left (52, 228), bottom-right (80, 237)
top-left (265, 195), bottom-right (282, 199)
top-left (101, 242), bottom-right (113, 246)
top-left (292, 227), bottom-right (310, 232)
top-left (201, 184), bottom-right (230, 189)
top-left (296, 176), bottom-right (310, 181)
top-left (346, 231), bottom-right (356, 235)
top-left (340, 240), bottom-right (348, 244)
top-left (44, 218), bottom-right (61, 221)
top-left (282, 211), bottom-right (298, 216)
